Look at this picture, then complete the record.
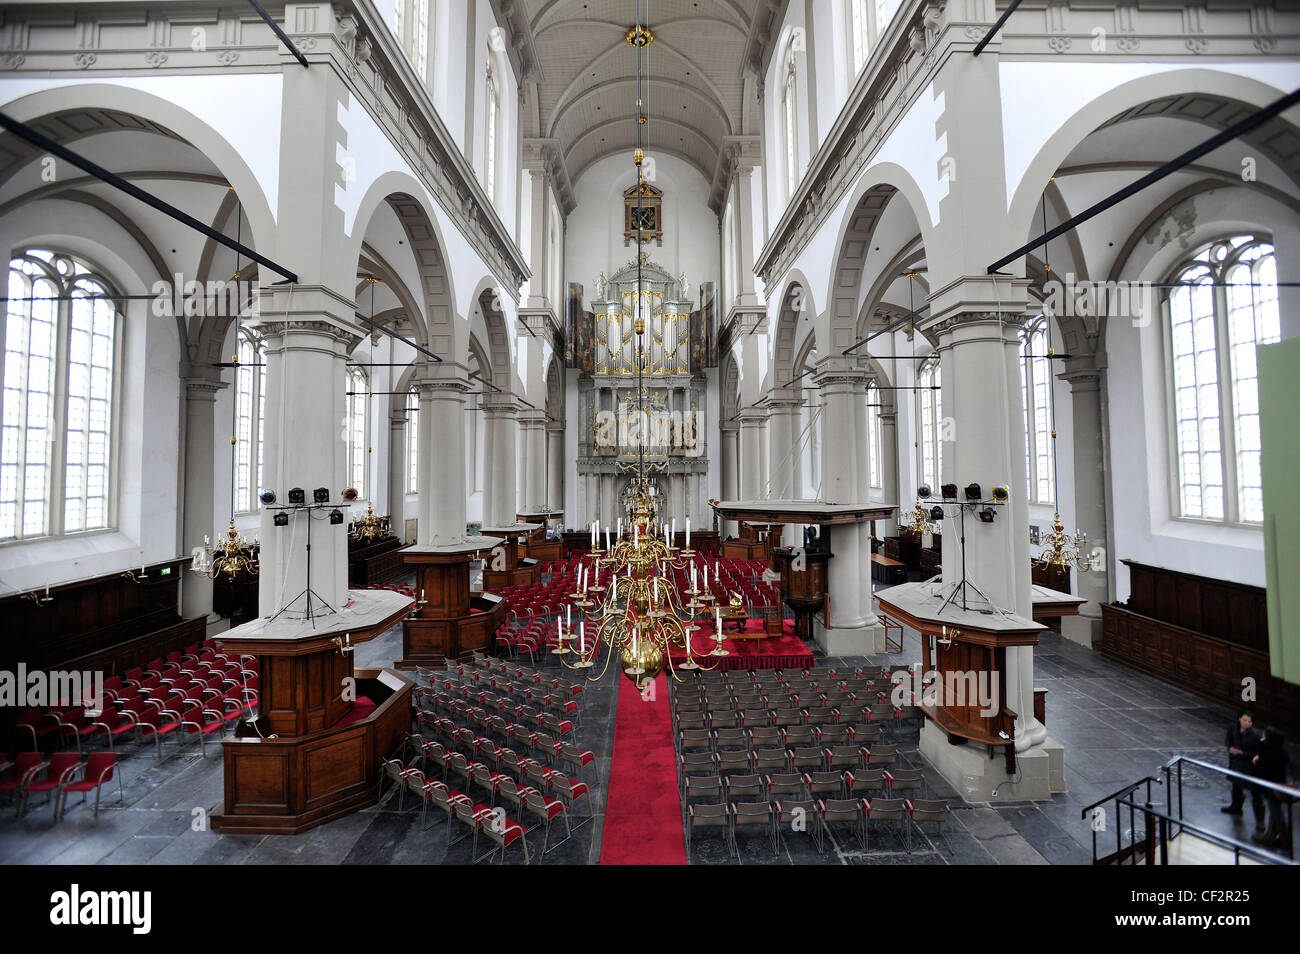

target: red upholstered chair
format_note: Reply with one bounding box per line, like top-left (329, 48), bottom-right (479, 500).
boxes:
top-left (83, 706), bottom-right (136, 752)
top-left (18, 752), bottom-right (80, 818)
top-left (57, 752), bottom-right (122, 819)
top-left (0, 752), bottom-right (47, 809)
top-left (819, 798), bottom-right (867, 850)
top-left (131, 706), bottom-right (182, 759)
top-left (16, 709), bottom-right (60, 751)
top-left (524, 790), bottom-right (569, 855)
top-left (466, 801), bottom-right (530, 864)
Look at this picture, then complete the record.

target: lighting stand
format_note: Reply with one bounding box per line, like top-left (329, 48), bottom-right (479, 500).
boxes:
top-left (932, 497), bottom-right (1009, 616)
top-left (267, 501), bottom-right (343, 626)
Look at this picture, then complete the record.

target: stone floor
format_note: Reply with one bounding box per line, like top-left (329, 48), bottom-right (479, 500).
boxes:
top-left (1, 584), bottom-right (1293, 865)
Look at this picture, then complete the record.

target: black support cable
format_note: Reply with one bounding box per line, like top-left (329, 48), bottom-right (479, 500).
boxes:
top-left (987, 86), bottom-right (1300, 274)
top-left (0, 110), bottom-right (299, 283)
top-left (352, 311), bottom-right (443, 362)
top-left (246, 0), bottom-right (311, 68)
top-left (972, 0), bottom-right (1026, 56)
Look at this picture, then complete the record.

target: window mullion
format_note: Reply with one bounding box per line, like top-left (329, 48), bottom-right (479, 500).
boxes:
top-left (51, 292), bottom-right (71, 537)
top-left (1214, 282), bottom-right (1239, 524)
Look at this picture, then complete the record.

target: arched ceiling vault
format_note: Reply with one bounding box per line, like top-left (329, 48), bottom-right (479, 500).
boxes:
top-left (523, 0), bottom-right (757, 182)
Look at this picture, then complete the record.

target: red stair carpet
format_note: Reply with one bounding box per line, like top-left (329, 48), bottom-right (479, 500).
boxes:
top-left (599, 671), bottom-right (687, 865)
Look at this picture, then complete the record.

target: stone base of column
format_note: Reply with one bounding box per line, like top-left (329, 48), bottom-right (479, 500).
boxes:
top-left (919, 721), bottom-right (1066, 802)
top-left (812, 617), bottom-right (886, 655)
top-left (1060, 614), bottom-right (1102, 649)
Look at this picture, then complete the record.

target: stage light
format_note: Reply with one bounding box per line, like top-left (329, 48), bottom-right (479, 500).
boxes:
top-left (978, 507), bottom-right (996, 523)
top-left (259, 489), bottom-right (276, 505)
top-left (342, 487), bottom-right (359, 503)
top-left (929, 506), bottom-right (945, 522)
top-left (991, 485), bottom-right (1009, 502)
top-left (328, 509), bottom-right (344, 525)
top-left (313, 487), bottom-right (330, 504)
top-left (273, 512), bottom-right (289, 527)
top-left (965, 483), bottom-right (982, 501)
top-left (287, 487), bottom-right (305, 504)
top-left (941, 484), bottom-right (958, 500)
top-left (917, 484), bottom-right (932, 499)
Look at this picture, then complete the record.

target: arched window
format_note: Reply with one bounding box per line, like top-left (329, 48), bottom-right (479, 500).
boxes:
top-left (848, 0), bottom-right (889, 75)
top-left (484, 59), bottom-right (500, 205)
top-left (782, 54), bottom-right (799, 200)
top-left (344, 367), bottom-right (368, 497)
top-left (406, 388), bottom-right (419, 494)
top-left (918, 356), bottom-right (942, 491)
top-left (234, 327), bottom-right (267, 513)
top-left (3, 250), bottom-right (119, 540)
top-left (1166, 236), bottom-right (1278, 524)
top-left (1020, 314), bottom-right (1054, 505)
top-left (867, 382), bottom-right (882, 489)
top-left (393, 0), bottom-right (430, 81)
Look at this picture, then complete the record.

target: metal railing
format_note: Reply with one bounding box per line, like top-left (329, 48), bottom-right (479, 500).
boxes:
top-left (1081, 756), bottom-right (1298, 865)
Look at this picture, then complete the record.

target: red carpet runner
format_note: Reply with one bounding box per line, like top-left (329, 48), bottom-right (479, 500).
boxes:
top-left (666, 620), bottom-right (815, 672)
top-left (599, 671), bottom-right (687, 865)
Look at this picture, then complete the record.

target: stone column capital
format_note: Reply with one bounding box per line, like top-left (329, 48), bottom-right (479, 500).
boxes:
top-left (183, 376), bottom-right (228, 401)
top-left (737, 407), bottom-right (768, 427)
top-left (766, 395), bottom-right (803, 413)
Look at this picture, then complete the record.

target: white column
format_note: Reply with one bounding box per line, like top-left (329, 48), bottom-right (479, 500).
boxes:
top-left (419, 367), bottom-right (470, 544)
top-left (767, 396), bottom-right (802, 545)
top-left (253, 296), bottom-right (357, 616)
top-left (180, 377), bottom-right (224, 623)
top-left (388, 413), bottom-right (406, 541)
top-left (519, 410), bottom-right (547, 512)
top-left (937, 303), bottom-right (1043, 751)
top-left (720, 425), bottom-right (739, 536)
top-left (878, 409), bottom-right (899, 537)
top-left (1060, 358), bottom-right (1110, 645)
top-left (737, 409), bottom-right (765, 500)
top-left (546, 424), bottom-right (564, 512)
top-left (814, 357), bottom-right (880, 648)
top-left (483, 398), bottom-right (519, 526)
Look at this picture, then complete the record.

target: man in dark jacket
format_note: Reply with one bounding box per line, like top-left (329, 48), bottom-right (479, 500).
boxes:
top-left (1251, 729), bottom-right (1292, 848)
top-left (1222, 710), bottom-right (1264, 831)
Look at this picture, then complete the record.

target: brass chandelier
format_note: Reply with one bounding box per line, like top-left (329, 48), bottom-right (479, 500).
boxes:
top-left (350, 503), bottom-right (390, 545)
top-left (555, 4), bottom-right (720, 689)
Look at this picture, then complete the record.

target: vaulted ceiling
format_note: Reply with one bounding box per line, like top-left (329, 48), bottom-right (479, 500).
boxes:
top-left (519, 0), bottom-right (760, 182)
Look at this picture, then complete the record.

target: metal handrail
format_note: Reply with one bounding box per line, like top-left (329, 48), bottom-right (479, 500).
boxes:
top-left (1080, 776), bottom-right (1161, 865)
top-left (1162, 754), bottom-right (1296, 862)
top-left (1114, 794), bottom-right (1293, 866)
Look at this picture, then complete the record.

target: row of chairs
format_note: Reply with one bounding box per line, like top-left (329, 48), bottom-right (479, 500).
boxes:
top-left (0, 751), bottom-right (123, 819)
top-left (678, 743), bottom-right (903, 789)
top-left (395, 662), bottom-right (600, 864)
top-left (687, 796), bottom-right (949, 856)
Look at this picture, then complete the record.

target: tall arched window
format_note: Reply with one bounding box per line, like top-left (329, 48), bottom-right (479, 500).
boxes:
top-left (484, 59), bottom-right (500, 205)
top-left (918, 356), bottom-right (942, 491)
top-left (867, 382), bottom-right (882, 489)
top-left (406, 388), bottom-right (419, 494)
top-left (781, 44), bottom-right (799, 200)
top-left (1166, 235), bottom-right (1278, 524)
top-left (234, 327), bottom-right (267, 513)
top-left (393, 0), bottom-right (430, 81)
top-left (1020, 314), bottom-right (1054, 505)
top-left (344, 367), bottom-right (368, 497)
top-left (3, 250), bottom-right (119, 540)
top-left (848, 0), bottom-right (889, 75)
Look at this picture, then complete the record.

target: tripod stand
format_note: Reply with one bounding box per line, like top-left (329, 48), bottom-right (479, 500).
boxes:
top-left (934, 498), bottom-right (1008, 617)
top-left (268, 504), bottom-right (337, 627)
